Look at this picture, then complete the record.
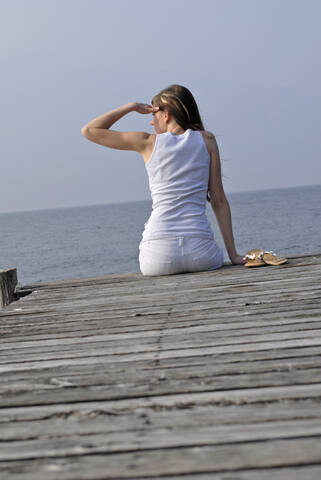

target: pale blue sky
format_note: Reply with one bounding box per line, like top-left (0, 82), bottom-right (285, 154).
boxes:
top-left (1, 0), bottom-right (320, 213)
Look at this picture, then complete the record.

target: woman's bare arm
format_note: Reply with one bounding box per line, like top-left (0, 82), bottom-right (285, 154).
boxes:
top-left (207, 133), bottom-right (245, 265)
top-left (81, 102), bottom-right (158, 153)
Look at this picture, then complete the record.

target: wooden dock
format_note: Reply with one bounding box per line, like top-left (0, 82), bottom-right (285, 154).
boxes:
top-left (1, 253), bottom-right (321, 479)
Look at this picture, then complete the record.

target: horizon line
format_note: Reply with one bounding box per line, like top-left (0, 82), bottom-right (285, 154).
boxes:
top-left (1, 183), bottom-right (320, 216)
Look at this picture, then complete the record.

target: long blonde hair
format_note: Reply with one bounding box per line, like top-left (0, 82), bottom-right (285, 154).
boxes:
top-left (151, 84), bottom-right (205, 131)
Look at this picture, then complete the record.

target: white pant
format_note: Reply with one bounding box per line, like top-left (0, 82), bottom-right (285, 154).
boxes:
top-left (139, 236), bottom-right (224, 276)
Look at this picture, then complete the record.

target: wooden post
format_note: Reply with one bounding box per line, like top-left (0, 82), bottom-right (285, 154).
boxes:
top-left (0, 268), bottom-right (17, 308)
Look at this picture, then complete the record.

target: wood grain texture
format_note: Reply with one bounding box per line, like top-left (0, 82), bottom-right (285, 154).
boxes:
top-left (1, 253), bottom-right (321, 478)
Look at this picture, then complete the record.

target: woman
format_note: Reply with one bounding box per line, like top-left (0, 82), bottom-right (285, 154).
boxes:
top-left (81, 84), bottom-right (244, 275)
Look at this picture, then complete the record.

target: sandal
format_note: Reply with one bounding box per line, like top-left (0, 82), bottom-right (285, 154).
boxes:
top-left (262, 251), bottom-right (287, 266)
top-left (244, 249), bottom-right (266, 267)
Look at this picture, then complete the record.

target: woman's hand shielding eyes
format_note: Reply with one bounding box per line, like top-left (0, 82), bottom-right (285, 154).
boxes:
top-left (133, 103), bottom-right (159, 115)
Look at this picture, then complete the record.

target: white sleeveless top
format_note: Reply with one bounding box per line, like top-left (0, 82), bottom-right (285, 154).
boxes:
top-left (142, 128), bottom-right (214, 241)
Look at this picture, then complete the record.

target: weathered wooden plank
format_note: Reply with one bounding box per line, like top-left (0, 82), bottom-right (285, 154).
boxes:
top-left (1, 389), bottom-right (320, 423)
top-left (7, 282), bottom-right (321, 314)
top-left (2, 337), bottom-right (321, 375)
top-left (1, 419), bottom-right (321, 462)
top-left (14, 280), bottom-right (319, 310)
top-left (5, 280), bottom-right (321, 308)
top-left (1, 381), bottom-right (321, 410)
top-left (1, 353), bottom-right (320, 385)
top-left (2, 304), bottom-right (321, 333)
top-left (2, 366), bottom-right (321, 408)
top-left (10, 283), bottom-right (318, 314)
top-left (126, 466), bottom-right (321, 480)
top-left (2, 399), bottom-right (321, 441)
top-left (4, 279), bottom-right (321, 311)
top-left (2, 319), bottom-right (321, 356)
top-left (2, 347), bottom-right (321, 390)
top-left (2, 318), bottom-right (321, 351)
top-left (0, 438), bottom-right (321, 479)
top-left (14, 273), bottom-right (321, 304)
top-left (5, 271), bottom-right (321, 308)
top-left (1, 329), bottom-right (321, 366)
top-left (2, 304), bottom-right (320, 340)
top-left (2, 297), bottom-right (320, 331)
top-left (2, 342), bottom-right (321, 378)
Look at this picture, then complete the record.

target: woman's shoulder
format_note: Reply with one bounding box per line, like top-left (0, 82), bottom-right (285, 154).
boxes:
top-left (201, 130), bottom-right (215, 139)
top-left (200, 130), bottom-right (216, 142)
top-left (199, 130), bottom-right (217, 153)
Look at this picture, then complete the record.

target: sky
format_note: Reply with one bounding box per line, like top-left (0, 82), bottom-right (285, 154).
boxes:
top-left (1, 0), bottom-right (320, 213)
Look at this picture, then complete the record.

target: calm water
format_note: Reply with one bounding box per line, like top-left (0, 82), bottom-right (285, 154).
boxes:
top-left (0, 185), bottom-right (320, 285)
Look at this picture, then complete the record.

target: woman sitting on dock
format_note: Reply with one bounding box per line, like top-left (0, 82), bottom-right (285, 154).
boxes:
top-left (81, 84), bottom-right (244, 275)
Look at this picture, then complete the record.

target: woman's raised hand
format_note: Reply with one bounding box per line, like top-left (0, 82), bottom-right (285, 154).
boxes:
top-left (133, 103), bottom-right (159, 115)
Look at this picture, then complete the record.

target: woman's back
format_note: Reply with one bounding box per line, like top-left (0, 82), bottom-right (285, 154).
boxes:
top-left (142, 128), bottom-right (214, 241)
top-left (81, 83), bottom-right (245, 274)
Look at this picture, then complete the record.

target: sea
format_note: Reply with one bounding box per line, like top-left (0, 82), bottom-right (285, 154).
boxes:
top-left (0, 185), bottom-right (320, 286)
